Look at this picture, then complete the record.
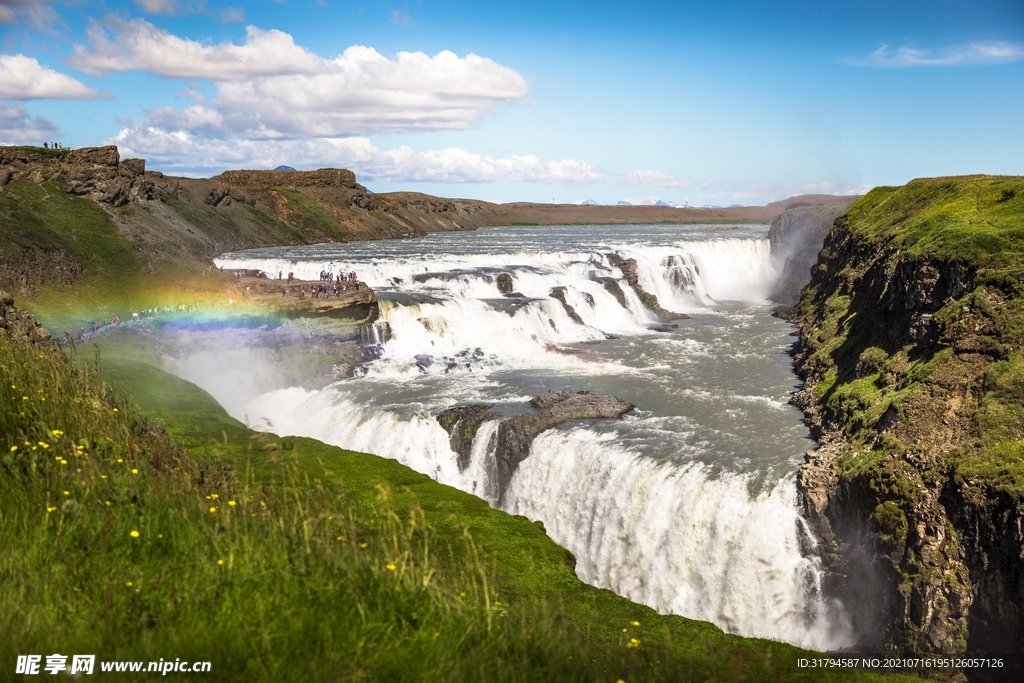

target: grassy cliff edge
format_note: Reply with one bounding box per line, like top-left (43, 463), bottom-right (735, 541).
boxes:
top-left (791, 175), bottom-right (1024, 672)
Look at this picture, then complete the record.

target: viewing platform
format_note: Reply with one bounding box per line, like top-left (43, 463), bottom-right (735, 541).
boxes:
top-left (218, 270), bottom-right (379, 322)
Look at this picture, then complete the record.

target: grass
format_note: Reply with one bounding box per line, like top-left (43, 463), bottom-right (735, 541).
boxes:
top-left (263, 186), bottom-right (348, 242)
top-left (0, 335), bottom-right (914, 682)
top-left (843, 175), bottom-right (1024, 287)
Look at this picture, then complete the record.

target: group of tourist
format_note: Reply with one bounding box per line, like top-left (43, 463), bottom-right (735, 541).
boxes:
top-left (42, 142), bottom-right (65, 150)
top-left (318, 269), bottom-right (359, 283)
top-left (309, 278), bottom-right (360, 298)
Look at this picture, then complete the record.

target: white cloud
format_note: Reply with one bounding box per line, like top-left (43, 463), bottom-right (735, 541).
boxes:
top-left (70, 18), bottom-right (528, 137)
top-left (854, 41), bottom-right (1024, 67)
top-left (0, 54), bottom-right (108, 100)
top-left (0, 101), bottom-right (58, 143)
top-left (70, 18), bottom-right (323, 79)
top-left (622, 169), bottom-right (692, 189)
top-left (106, 125), bottom-right (601, 184)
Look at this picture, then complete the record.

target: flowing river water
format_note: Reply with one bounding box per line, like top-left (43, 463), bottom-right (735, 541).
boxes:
top-left (210, 223), bottom-right (853, 650)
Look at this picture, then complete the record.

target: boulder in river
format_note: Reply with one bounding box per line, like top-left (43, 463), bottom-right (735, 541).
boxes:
top-left (437, 404), bottom-right (497, 471)
top-left (437, 389), bottom-right (634, 498)
top-left (494, 390), bottom-right (633, 499)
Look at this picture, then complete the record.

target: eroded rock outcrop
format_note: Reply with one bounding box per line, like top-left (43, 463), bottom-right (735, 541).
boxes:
top-left (437, 404), bottom-right (497, 471)
top-left (605, 253), bottom-right (688, 321)
top-left (494, 390), bottom-right (633, 497)
top-left (437, 390), bottom-right (634, 498)
top-left (0, 146), bottom-right (179, 206)
top-left (549, 287), bottom-right (584, 324)
top-left (0, 290), bottom-right (51, 344)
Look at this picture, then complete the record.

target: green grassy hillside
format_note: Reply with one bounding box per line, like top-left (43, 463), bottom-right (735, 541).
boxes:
top-left (0, 328), bottom-right (911, 681)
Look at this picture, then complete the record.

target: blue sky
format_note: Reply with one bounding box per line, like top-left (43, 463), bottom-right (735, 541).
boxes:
top-left (1, 0), bottom-right (1021, 205)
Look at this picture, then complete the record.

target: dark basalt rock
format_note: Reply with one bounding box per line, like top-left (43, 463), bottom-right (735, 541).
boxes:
top-left (437, 390), bottom-right (634, 497)
top-left (437, 404), bottom-right (497, 471)
top-left (494, 390), bottom-right (634, 499)
top-left (496, 272), bottom-right (515, 295)
top-left (203, 185), bottom-right (256, 208)
top-left (605, 253), bottom-right (689, 321)
top-left (549, 287), bottom-right (584, 325)
top-left (591, 276), bottom-right (628, 309)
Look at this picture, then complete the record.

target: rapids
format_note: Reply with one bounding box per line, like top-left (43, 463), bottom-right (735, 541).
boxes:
top-left (207, 223), bottom-right (853, 650)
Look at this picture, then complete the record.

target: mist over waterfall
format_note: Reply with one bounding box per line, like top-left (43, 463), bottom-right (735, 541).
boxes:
top-left (202, 223), bottom-right (854, 651)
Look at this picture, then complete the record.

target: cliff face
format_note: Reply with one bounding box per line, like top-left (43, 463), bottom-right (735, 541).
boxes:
top-left (0, 145), bottom-right (178, 206)
top-left (768, 201), bottom-right (857, 305)
top-left (790, 176), bottom-right (1024, 676)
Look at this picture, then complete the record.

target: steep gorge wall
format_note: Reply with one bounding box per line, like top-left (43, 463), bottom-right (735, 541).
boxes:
top-left (768, 201), bottom-right (857, 305)
top-left (789, 177), bottom-right (1024, 679)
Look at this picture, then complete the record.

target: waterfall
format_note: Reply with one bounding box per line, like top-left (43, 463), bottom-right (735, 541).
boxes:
top-left (188, 227), bottom-right (855, 651)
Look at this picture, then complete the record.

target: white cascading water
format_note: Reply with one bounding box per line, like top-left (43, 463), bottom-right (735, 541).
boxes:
top-left (202, 224), bottom-right (852, 651)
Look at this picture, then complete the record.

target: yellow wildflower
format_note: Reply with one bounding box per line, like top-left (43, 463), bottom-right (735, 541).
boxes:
top-left (131, 468), bottom-right (138, 475)
top-left (358, 542), bottom-right (368, 549)
top-left (130, 530), bottom-right (139, 538)
top-left (626, 638), bottom-right (641, 649)
top-left (63, 491), bottom-right (70, 496)
top-left (125, 581), bottom-right (133, 587)
top-left (217, 559), bottom-right (225, 566)
top-left (631, 621), bottom-right (640, 626)
top-left (209, 506), bottom-right (217, 513)
top-left (46, 506), bottom-right (57, 513)
top-left (385, 563), bottom-right (396, 571)
top-left (9, 445), bottom-right (17, 452)
top-left (227, 500), bottom-right (236, 507)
